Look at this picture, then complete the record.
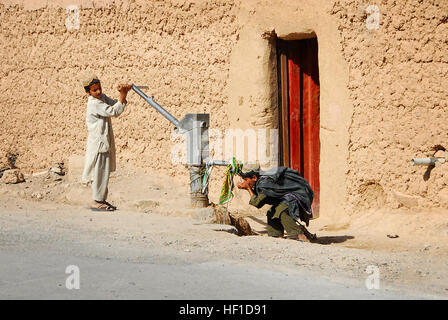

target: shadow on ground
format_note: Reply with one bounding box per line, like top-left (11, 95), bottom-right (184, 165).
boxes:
top-left (313, 235), bottom-right (355, 245)
top-left (245, 216), bottom-right (354, 245)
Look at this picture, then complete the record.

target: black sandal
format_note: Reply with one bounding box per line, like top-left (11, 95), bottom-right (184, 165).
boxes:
top-left (91, 202), bottom-right (115, 212)
top-left (103, 201), bottom-right (117, 210)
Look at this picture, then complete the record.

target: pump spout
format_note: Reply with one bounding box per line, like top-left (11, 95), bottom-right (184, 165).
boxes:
top-left (411, 158), bottom-right (446, 166)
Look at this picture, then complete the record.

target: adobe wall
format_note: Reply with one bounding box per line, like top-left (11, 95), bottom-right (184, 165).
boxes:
top-left (0, 0), bottom-right (238, 189)
top-left (1, 0), bottom-right (447, 218)
top-left (331, 0), bottom-right (448, 213)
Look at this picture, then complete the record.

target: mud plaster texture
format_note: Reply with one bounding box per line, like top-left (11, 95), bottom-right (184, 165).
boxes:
top-left (0, 0), bottom-right (238, 206)
top-left (330, 0), bottom-right (448, 214)
top-left (0, 0), bottom-right (447, 220)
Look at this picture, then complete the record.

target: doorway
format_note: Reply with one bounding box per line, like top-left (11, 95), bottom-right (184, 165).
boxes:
top-left (277, 37), bottom-right (321, 215)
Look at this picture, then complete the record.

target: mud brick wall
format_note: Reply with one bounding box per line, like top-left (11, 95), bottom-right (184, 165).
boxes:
top-left (1, 0), bottom-right (447, 214)
top-left (331, 0), bottom-right (448, 211)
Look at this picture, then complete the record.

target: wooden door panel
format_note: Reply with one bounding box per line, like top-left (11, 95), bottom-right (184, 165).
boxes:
top-left (277, 38), bottom-right (320, 216)
top-left (288, 51), bottom-right (302, 174)
top-left (279, 53), bottom-right (290, 167)
top-left (301, 39), bottom-right (320, 214)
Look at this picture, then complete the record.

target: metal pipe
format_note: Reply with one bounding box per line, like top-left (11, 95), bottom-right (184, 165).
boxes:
top-left (203, 158), bottom-right (229, 166)
top-left (131, 84), bottom-right (181, 129)
top-left (211, 160), bottom-right (230, 166)
top-left (189, 166), bottom-right (209, 207)
top-left (411, 158), bottom-right (445, 166)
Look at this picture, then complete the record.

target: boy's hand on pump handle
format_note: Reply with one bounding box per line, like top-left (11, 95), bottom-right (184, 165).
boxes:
top-left (117, 84), bottom-right (132, 103)
top-left (117, 84), bottom-right (132, 93)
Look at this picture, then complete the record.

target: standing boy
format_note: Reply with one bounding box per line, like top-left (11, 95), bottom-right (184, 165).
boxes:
top-left (81, 74), bottom-right (131, 211)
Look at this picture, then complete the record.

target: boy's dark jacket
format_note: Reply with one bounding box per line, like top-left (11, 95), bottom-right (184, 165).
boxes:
top-left (254, 166), bottom-right (314, 226)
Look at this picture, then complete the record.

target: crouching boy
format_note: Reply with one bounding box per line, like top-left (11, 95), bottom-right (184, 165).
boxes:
top-left (237, 162), bottom-right (316, 242)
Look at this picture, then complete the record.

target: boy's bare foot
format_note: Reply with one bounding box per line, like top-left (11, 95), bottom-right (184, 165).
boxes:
top-left (296, 234), bottom-right (310, 243)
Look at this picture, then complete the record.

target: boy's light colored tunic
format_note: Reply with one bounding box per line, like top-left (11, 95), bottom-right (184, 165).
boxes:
top-left (82, 94), bottom-right (127, 201)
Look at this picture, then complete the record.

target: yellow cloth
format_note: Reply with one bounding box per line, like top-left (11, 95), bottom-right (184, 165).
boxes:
top-left (218, 158), bottom-right (242, 205)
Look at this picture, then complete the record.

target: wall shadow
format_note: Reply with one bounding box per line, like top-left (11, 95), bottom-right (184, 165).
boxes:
top-left (423, 164), bottom-right (435, 181)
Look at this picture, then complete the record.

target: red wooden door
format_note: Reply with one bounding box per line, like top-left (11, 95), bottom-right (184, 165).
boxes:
top-left (278, 38), bottom-right (320, 215)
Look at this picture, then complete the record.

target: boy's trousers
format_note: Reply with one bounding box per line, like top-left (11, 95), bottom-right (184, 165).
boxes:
top-left (267, 207), bottom-right (305, 238)
top-left (92, 152), bottom-right (110, 202)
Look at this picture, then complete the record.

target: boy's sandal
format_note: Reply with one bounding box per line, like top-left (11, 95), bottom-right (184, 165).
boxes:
top-left (305, 232), bottom-right (317, 241)
top-left (91, 202), bottom-right (115, 212)
top-left (103, 201), bottom-right (117, 210)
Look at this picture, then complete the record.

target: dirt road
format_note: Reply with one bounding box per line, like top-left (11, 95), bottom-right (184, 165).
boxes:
top-left (0, 167), bottom-right (447, 299)
top-left (0, 196), bottom-right (446, 299)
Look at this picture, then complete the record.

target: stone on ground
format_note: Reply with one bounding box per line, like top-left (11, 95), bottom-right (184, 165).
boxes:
top-left (1, 169), bottom-right (25, 184)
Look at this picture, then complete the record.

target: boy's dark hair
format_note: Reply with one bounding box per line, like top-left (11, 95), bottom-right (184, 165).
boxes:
top-left (239, 170), bottom-right (260, 179)
top-left (84, 78), bottom-right (100, 92)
